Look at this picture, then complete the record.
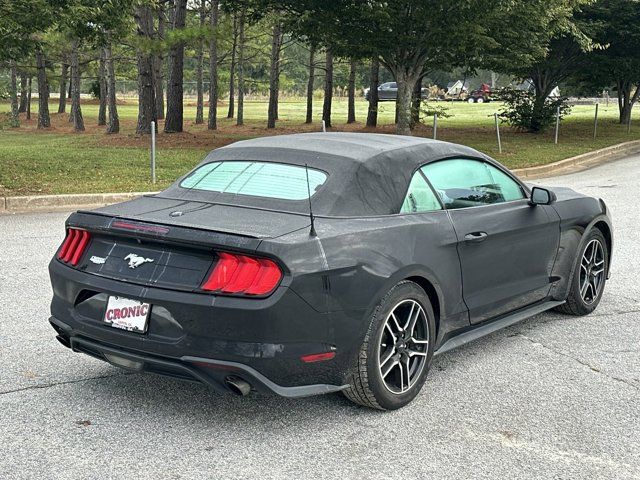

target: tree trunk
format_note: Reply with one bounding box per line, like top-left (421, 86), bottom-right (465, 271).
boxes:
top-left (366, 56), bottom-right (379, 127)
top-left (26, 76), bottom-right (32, 120)
top-left (164, 0), bottom-right (187, 133)
top-left (394, 70), bottom-right (419, 136)
top-left (36, 49), bottom-right (51, 128)
top-left (154, 4), bottom-right (165, 120)
top-left (347, 58), bottom-right (357, 124)
top-left (617, 80), bottom-right (639, 125)
top-left (104, 41), bottom-right (120, 134)
top-left (236, 11), bottom-right (246, 126)
top-left (530, 72), bottom-right (557, 132)
top-left (69, 41), bottom-right (85, 132)
top-left (18, 73), bottom-right (28, 113)
top-left (9, 61), bottom-right (19, 127)
top-left (227, 14), bottom-right (237, 118)
top-left (97, 52), bottom-right (107, 126)
top-left (207, 0), bottom-right (219, 130)
top-left (135, 5), bottom-right (157, 134)
top-left (57, 62), bottom-right (68, 114)
top-left (195, 0), bottom-right (206, 124)
top-left (305, 46), bottom-right (315, 124)
top-left (410, 75), bottom-right (422, 129)
top-left (267, 21), bottom-right (282, 129)
top-left (322, 49), bottom-right (333, 128)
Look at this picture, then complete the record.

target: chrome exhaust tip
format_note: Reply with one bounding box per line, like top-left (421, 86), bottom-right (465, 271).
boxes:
top-left (225, 376), bottom-right (251, 396)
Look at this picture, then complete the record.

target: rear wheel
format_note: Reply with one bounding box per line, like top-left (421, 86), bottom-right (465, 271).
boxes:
top-left (476, 96), bottom-right (485, 103)
top-left (555, 228), bottom-right (608, 316)
top-left (343, 281), bottom-right (435, 410)
top-left (467, 97), bottom-right (476, 103)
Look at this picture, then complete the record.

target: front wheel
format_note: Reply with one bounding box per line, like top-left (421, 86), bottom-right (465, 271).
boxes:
top-left (555, 228), bottom-right (608, 316)
top-left (343, 281), bottom-right (436, 410)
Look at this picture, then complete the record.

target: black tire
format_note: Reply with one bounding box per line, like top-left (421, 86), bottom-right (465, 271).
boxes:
top-left (343, 281), bottom-right (436, 410)
top-left (555, 228), bottom-right (608, 316)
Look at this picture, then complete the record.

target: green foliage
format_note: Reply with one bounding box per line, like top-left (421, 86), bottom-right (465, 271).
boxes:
top-left (575, 0), bottom-right (640, 96)
top-left (420, 102), bottom-right (453, 119)
top-left (497, 88), bottom-right (571, 133)
top-left (0, 0), bottom-right (69, 61)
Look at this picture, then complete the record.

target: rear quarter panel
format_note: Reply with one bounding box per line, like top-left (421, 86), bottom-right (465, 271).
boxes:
top-left (259, 211), bottom-right (468, 351)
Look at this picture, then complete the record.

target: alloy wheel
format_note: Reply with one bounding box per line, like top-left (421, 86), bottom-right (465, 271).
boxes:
top-left (377, 299), bottom-right (430, 395)
top-left (579, 239), bottom-right (605, 305)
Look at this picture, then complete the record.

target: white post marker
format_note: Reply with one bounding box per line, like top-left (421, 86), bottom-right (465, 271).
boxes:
top-left (433, 113), bottom-right (438, 140)
top-left (494, 113), bottom-right (502, 154)
top-left (322, 120), bottom-right (326, 133)
top-left (593, 103), bottom-right (599, 140)
top-left (151, 121), bottom-right (156, 184)
top-left (554, 106), bottom-right (560, 145)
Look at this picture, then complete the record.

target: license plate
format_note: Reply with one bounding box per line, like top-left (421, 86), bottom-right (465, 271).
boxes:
top-left (104, 296), bottom-right (151, 334)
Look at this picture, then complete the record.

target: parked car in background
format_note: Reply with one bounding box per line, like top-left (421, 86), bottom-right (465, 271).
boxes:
top-left (364, 82), bottom-right (428, 102)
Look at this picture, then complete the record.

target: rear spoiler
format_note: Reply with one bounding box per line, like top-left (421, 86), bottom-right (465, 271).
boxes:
top-left (67, 211), bottom-right (262, 252)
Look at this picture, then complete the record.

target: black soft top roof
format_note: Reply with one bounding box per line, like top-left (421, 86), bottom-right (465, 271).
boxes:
top-left (160, 133), bottom-right (491, 217)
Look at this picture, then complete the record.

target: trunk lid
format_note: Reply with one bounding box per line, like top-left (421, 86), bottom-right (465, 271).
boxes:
top-left (65, 195), bottom-right (305, 291)
top-left (90, 195), bottom-right (311, 239)
top-left (81, 233), bottom-right (215, 291)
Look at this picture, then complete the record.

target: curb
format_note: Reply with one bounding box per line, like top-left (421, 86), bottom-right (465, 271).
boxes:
top-left (512, 139), bottom-right (640, 180)
top-left (2, 140), bottom-right (639, 214)
top-left (1, 192), bottom-right (158, 214)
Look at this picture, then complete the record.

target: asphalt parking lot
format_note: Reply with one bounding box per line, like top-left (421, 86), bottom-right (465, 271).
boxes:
top-left (1, 155), bottom-right (639, 480)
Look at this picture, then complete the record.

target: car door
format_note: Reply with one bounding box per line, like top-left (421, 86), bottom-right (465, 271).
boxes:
top-left (398, 170), bottom-right (468, 328)
top-left (421, 158), bottom-right (560, 324)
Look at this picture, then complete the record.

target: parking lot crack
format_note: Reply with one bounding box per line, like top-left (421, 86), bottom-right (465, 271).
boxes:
top-left (0, 372), bottom-right (134, 396)
top-left (516, 333), bottom-right (639, 392)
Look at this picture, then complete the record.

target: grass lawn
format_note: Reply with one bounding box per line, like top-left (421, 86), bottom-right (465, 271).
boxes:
top-left (0, 98), bottom-right (638, 196)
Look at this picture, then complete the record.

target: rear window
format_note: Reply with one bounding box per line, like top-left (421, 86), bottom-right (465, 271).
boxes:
top-left (180, 161), bottom-right (328, 201)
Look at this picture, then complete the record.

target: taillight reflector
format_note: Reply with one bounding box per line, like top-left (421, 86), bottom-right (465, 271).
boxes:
top-left (57, 228), bottom-right (91, 266)
top-left (300, 352), bottom-right (336, 363)
top-left (201, 252), bottom-right (282, 296)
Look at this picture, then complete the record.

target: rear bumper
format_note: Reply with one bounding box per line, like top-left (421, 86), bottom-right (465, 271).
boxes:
top-left (48, 258), bottom-right (364, 396)
top-left (50, 316), bottom-right (348, 398)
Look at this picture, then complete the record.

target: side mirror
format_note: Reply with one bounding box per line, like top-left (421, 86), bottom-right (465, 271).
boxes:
top-left (530, 187), bottom-right (556, 206)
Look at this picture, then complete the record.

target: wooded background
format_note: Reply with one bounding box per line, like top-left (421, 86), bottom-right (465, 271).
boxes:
top-left (1, 0), bottom-right (638, 135)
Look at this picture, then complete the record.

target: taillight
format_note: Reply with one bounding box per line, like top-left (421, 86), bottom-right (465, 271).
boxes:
top-left (201, 252), bottom-right (282, 296)
top-left (57, 228), bottom-right (91, 266)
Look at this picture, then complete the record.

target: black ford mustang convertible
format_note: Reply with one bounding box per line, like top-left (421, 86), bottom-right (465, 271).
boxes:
top-left (49, 133), bottom-right (613, 410)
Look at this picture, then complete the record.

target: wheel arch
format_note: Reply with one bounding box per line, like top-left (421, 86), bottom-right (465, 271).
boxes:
top-left (593, 220), bottom-right (613, 275)
top-left (551, 213), bottom-right (613, 301)
top-left (405, 275), bottom-right (441, 337)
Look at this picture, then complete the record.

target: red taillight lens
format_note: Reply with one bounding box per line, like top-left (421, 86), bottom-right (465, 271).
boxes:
top-left (201, 252), bottom-right (282, 296)
top-left (57, 228), bottom-right (91, 266)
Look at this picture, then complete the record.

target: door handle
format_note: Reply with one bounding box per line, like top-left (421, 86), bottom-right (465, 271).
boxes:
top-left (464, 231), bottom-right (488, 243)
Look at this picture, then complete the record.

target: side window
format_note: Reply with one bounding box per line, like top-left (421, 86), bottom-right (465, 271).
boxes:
top-left (400, 172), bottom-right (442, 213)
top-left (421, 159), bottom-right (525, 209)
